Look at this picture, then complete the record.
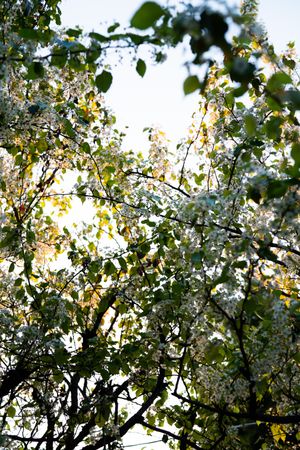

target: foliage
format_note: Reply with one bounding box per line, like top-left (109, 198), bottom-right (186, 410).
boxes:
top-left (0, 1), bottom-right (299, 449)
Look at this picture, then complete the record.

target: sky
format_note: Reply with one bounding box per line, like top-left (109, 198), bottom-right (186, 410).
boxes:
top-left (59, 1), bottom-right (300, 448)
top-left (61, 0), bottom-right (200, 152)
top-left (60, 0), bottom-right (300, 155)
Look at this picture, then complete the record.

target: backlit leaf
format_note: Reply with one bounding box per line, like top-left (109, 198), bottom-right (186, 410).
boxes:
top-left (95, 70), bottom-right (113, 92)
top-left (131, 2), bottom-right (164, 30)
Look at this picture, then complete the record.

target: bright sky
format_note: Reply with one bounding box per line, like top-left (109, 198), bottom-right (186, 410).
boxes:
top-left (59, 1), bottom-right (300, 448)
top-left (61, 0), bottom-right (199, 153)
top-left (62, 0), bottom-right (300, 154)
top-left (61, 0), bottom-right (300, 155)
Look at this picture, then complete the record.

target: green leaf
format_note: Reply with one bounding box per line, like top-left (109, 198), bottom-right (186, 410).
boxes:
top-left (118, 303), bottom-right (127, 314)
top-left (54, 348), bottom-right (69, 364)
top-left (53, 371), bottom-right (64, 383)
top-left (71, 290), bottom-right (79, 300)
top-left (86, 46), bottom-right (101, 63)
top-left (291, 143), bottom-right (300, 166)
top-left (140, 242), bottom-right (150, 256)
top-left (194, 173), bottom-right (206, 185)
top-left (136, 58), bottom-right (147, 77)
top-left (28, 104), bottom-right (40, 115)
top-left (233, 260), bottom-right (247, 269)
top-left (63, 119), bottom-right (75, 138)
top-left (267, 72), bottom-right (292, 92)
top-left (212, 265), bottom-right (230, 287)
top-left (95, 413), bottom-right (107, 427)
top-left (0, 229), bottom-right (17, 248)
top-left (127, 33), bottom-right (145, 45)
top-left (266, 180), bottom-right (288, 199)
top-left (293, 352), bottom-right (300, 364)
top-left (229, 58), bottom-right (255, 83)
top-left (18, 28), bottom-right (39, 40)
top-left (82, 142), bottom-right (91, 154)
top-left (107, 22), bottom-right (120, 33)
top-left (89, 32), bottom-right (108, 42)
top-left (204, 342), bottom-right (224, 363)
top-left (14, 278), bottom-right (23, 286)
top-left (104, 261), bottom-right (116, 276)
top-left (95, 70), bottom-right (113, 93)
top-left (266, 116), bottom-right (283, 140)
top-left (16, 287), bottom-right (25, 300)
top-left (131, 2), bottom-right (164, 30)
top-left (118, 257), bottom-right (127, 271)
top-left (66, 28), bottom-right (82, 38)
top-left (183, 75), bottom-right (201, 95)
top-left (244, 115), bottom-right (256, 136)
top-left (266, 96), bottom-right (282, 112)
top-left (285, 90), bottom-right (300, 109)
top-left (7, 406), bottom-right (16, 418)
top-left (29, 61), bottom-right (45, 79)
top-left (257, 245), bottom-right (279, 262)
top-left (191, 251), bottom-right (203, 266)
top-left (51, 47), bottom-right (67, 68)
top-left (247, 185), bottom-right (261, 204)
top-left (282, 56), bottom-right (296, 70)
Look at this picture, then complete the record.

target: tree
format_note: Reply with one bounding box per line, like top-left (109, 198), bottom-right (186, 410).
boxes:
top-left (0, 0), bottom-right (299, 449)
